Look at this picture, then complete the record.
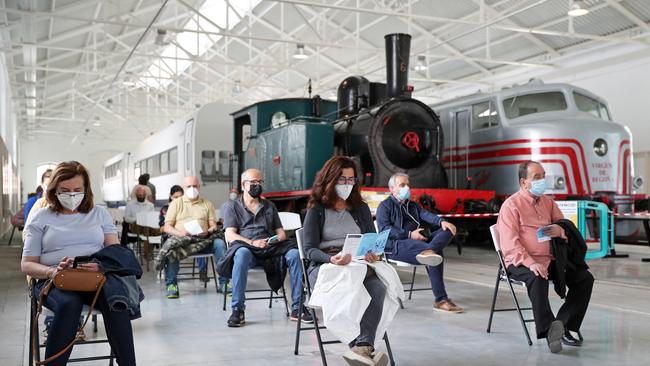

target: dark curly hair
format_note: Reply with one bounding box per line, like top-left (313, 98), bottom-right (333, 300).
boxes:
top-left (307, 156), bottom-right (363, 209)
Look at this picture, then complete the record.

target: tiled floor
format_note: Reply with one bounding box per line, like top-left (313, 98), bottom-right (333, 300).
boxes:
top-left (2, 239), bottom-right (650, 366)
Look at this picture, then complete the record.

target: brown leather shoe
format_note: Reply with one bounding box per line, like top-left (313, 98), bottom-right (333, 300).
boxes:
top-left (434, 299), bottom-right (464, 313)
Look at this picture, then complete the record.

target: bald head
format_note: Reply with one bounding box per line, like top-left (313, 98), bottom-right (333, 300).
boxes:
top-left (183, 176), bottom-right (200, 189)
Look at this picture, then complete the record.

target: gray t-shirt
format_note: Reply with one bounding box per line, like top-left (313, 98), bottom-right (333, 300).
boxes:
top-left (23, 205), bottom-right (117, 266)
top-left (320, 208), bottom-right (360, 249)
top-left (222, 197), bottom-right (282, 241)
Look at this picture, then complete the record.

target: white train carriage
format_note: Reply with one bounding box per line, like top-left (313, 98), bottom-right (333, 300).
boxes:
top-left (434, 80), bottom-right (643, 211)
top-left (102, 102), bottom-right (238, 208)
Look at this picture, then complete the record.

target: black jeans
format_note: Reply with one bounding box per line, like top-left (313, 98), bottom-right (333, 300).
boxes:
top-left (34, 281), bottom-right (136, 366)
top-left (507, 262), bottom-right (594, 339)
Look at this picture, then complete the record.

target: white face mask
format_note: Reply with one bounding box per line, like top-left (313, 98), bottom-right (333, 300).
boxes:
top-left (335, 184), bottom-right (353, 201)
top-left (185, 187), bottom-right (199, 200)
top-left (57, 192), bottom-right (84, 211)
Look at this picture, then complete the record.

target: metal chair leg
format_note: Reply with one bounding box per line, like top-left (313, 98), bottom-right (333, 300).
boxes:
top-left (383, 333), bottom-right (396, 366)
top-left (222, 278), bottom-right (229, 311)
top-left (210, 256), bottom-right (219, 293)
top-left (268, 289), bottom-right (274, 309)
top-left (93, 313), bottom-right (98, 333)
top-left (282, 284), bottom-right (290, 317)
top-left (408, 267), bottom-right (416, 300)
top-left (294, 285), bottom-right (305, 355)
top-left (506, 279), bottom-right (533, 346)
top-left (7, 225), bottom-right (16, 246)
top-left (486, 268), bottom-right (502, 333)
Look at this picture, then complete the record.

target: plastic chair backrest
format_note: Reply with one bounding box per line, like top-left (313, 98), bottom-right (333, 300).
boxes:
top-left (136, 211), bottom-right (158, 229)
top-left (279, 212), bottom-right (302, 231)
top-left (296, 228), bottom-right (306, 261)
top-left (489, 224), bottom-right (501, 252)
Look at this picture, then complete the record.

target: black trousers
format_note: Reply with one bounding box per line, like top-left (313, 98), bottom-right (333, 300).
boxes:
top-left (507, 262), bottom-right (594, 339)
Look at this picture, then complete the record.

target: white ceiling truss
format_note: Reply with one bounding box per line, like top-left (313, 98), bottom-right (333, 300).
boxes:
top-left (1, 0), bottom-right (649, 142)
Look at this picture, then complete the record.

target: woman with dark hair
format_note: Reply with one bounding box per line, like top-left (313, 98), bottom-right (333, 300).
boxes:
top-left (21, 161), bottom-right (137, 366)
top-left (303, 156), bottom-right (402, 366)
top-left (159, 185), bottom-right (184, 228)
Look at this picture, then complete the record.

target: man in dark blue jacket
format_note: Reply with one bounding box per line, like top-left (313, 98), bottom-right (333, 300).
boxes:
top-left (376, 172), bottom-right (463, 313)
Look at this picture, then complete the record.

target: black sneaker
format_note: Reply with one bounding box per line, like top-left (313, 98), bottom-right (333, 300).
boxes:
top-left (290, 306), bottom-right (314, 323)
top-left (227, 309), bottom-right (245, 327)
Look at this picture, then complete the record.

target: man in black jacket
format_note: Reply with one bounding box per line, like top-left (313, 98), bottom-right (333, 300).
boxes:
top-left (221, 168), bottom-right (311, 327)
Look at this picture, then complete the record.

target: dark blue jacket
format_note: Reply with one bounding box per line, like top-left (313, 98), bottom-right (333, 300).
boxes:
top-left (376, 195), bottom-right (443, 251)
top-left (90, 245), bottom-right (144, 320)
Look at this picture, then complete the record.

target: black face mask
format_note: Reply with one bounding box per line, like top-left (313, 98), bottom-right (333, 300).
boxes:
top-left (137, 196), bottom-right (146, 203)
top-left (248, 184), bottom-right (263, 198)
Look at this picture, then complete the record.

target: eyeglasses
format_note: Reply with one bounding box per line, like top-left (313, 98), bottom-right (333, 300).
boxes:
top-left (245, 179), bottom-right (264, 185)
top-left (337, 176), bottom-right (359, 185)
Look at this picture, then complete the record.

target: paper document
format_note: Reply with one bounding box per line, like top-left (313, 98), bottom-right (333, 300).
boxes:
top-left (341, 230), bottom-right (390, 259)
top-left (536, 227), bottom-right (551, 242)
top-left (184, 220), bottom-right (204, 235)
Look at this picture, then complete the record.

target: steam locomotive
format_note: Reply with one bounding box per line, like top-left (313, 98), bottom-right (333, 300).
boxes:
top-left (230, 33), bottom-right (483, 212)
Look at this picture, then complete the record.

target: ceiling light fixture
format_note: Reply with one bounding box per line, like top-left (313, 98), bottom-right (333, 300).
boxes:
top-left (293, 43), bottom-right (308, 60)
top-left (568, 0), bottom-right (589, 17)
top-left (232, 80), bottom-right (242, 95)
top-left (414, 55), bottom-right (427, 71)
top-left (155, 29), bottom-right (170, 46)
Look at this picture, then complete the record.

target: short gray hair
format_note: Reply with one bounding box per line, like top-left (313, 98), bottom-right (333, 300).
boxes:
top-left (388, 172), bottom-right (409, 189)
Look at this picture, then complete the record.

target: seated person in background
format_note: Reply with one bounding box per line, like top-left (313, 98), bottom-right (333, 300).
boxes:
top-left (497, 160), bottom-right (593, 353)
top-left (139, 173), bottom-right (156, 203)
top-left (220, 168), bottom-right (309, 327)
top-left (121, 184), bottom-right (154, 246)
top-left (304, 156), bottom-right (403, 366)
top-left (159, 176), bottom-right (226, 298)
top-left (24, 169), bottom-right (52, 224)
top-left (376, 172), bottom-right (463, 313)
top-left (159, 185), bottom-right (184, 234)
top-left (21, 161), bottom-right (137, 366)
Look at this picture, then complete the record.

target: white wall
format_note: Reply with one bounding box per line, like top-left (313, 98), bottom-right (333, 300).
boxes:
top-left (20, 136), bottom-right (133, 203)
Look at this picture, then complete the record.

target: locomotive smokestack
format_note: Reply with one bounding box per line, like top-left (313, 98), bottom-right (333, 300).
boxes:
top-left (385, 33), bottom-right (411, 98)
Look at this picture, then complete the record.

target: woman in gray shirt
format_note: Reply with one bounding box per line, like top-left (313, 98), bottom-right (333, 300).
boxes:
top-left (21, 161), bottom-right (136, 366)
top-left (302, 156), bottom-right (388, 366)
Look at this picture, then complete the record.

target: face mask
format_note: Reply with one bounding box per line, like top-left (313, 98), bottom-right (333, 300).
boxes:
top-left (335, 184), bottom-right (353, 201)
top-left (57, 192), bottom-right (84, 211)
top-left (229, 191), bottom-right (238, 200)
top-left (185, 187), bottom-right (199, 200)
top-left (247, 184), bottom-right (263, 199)
top-left (529, 179), bottom-right (546, 196)
top-left (397, 186), bottom-right (410, 201)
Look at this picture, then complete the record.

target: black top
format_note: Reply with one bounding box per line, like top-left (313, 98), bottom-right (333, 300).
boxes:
top-left (303, 202), bottom-right (375, 266)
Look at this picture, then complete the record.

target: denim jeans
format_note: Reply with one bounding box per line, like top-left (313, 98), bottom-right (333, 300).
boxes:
top-left (164, 238), bottom-right (227, 286)
top-left (34, 281), bottom-right (135, 366)
top-left (387, 228), bottom-right (454, 302)
top-left (230, 247), bottom-right (302, 311)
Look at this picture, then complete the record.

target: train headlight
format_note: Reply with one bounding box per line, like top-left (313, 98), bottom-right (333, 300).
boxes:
top-left (554, 176), bottom-right (565, 189)
top-left (593, 138), bottom-right (608, 156)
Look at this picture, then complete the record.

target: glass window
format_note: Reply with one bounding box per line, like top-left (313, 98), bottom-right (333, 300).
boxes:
top-left (472, 101), bottom-right (499, 130)
top-left (160, 151), bottom-right (169, 174)
top-left (147, 157), bottom-right (156, 177)
top-left (169, 148), bottom-right (178, 173)
top-left (573, 92), bottom-right (611, 121)
top-left (186, 143), bottom-right (191, 169)
top-left (503, 92), bottom-right (567, 119)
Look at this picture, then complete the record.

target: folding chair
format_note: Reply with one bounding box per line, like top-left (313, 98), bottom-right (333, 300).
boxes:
top-left (373, 221), bottom-right (432, 305)
top-left (486, 224), bottom-right (535, 346)
top-left (28, 279), bottom-right (115, 365)
top-left (293, 228), bottom-right (396, 366)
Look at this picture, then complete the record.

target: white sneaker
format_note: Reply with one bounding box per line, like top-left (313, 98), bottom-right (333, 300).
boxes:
top-left (416, 250), bottom-right (443, 267)
top-left (342, 346), bottom-right (375, 366)
top-left (373, 351), bottom-right (389, 366)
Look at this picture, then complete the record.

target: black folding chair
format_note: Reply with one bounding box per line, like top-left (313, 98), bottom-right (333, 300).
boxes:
top-left (486, 224), bottom-right (535, 345)
top-left (28, 279), bottom-right (115, 365)
top-left (293, 228), bottom-right (396, 366)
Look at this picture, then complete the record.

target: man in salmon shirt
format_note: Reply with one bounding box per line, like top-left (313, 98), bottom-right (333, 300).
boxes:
top-left (497, 160), bottom-right (594, 354)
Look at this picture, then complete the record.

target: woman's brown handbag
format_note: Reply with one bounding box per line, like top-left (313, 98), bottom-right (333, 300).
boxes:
top-left (31, 258), bottom-right (107, 365)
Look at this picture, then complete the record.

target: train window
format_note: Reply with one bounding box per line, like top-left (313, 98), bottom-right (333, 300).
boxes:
top-left (471, 101), bottom-right (499, 130)
top-left (169, 148), bottom-right (178, 173)
top-left (503, 92), bottom-right (567, 119)
top-left (160, 151), bottom-right (169, 174)
top-left (573, 92), bottom-right (611, 121)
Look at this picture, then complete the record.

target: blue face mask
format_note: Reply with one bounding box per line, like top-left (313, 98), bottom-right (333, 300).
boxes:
top-left (398, 186), bottom-right (410, 201)
top-left (529, 179), bottom-right (546, 196)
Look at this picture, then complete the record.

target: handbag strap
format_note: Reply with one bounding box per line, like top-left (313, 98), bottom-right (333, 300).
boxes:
top-left (31, 276), bottom-right (107, 365)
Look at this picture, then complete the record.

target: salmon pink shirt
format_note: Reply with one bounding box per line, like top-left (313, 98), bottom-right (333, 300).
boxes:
top-left (496, 189), bottom-right (565, 269)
